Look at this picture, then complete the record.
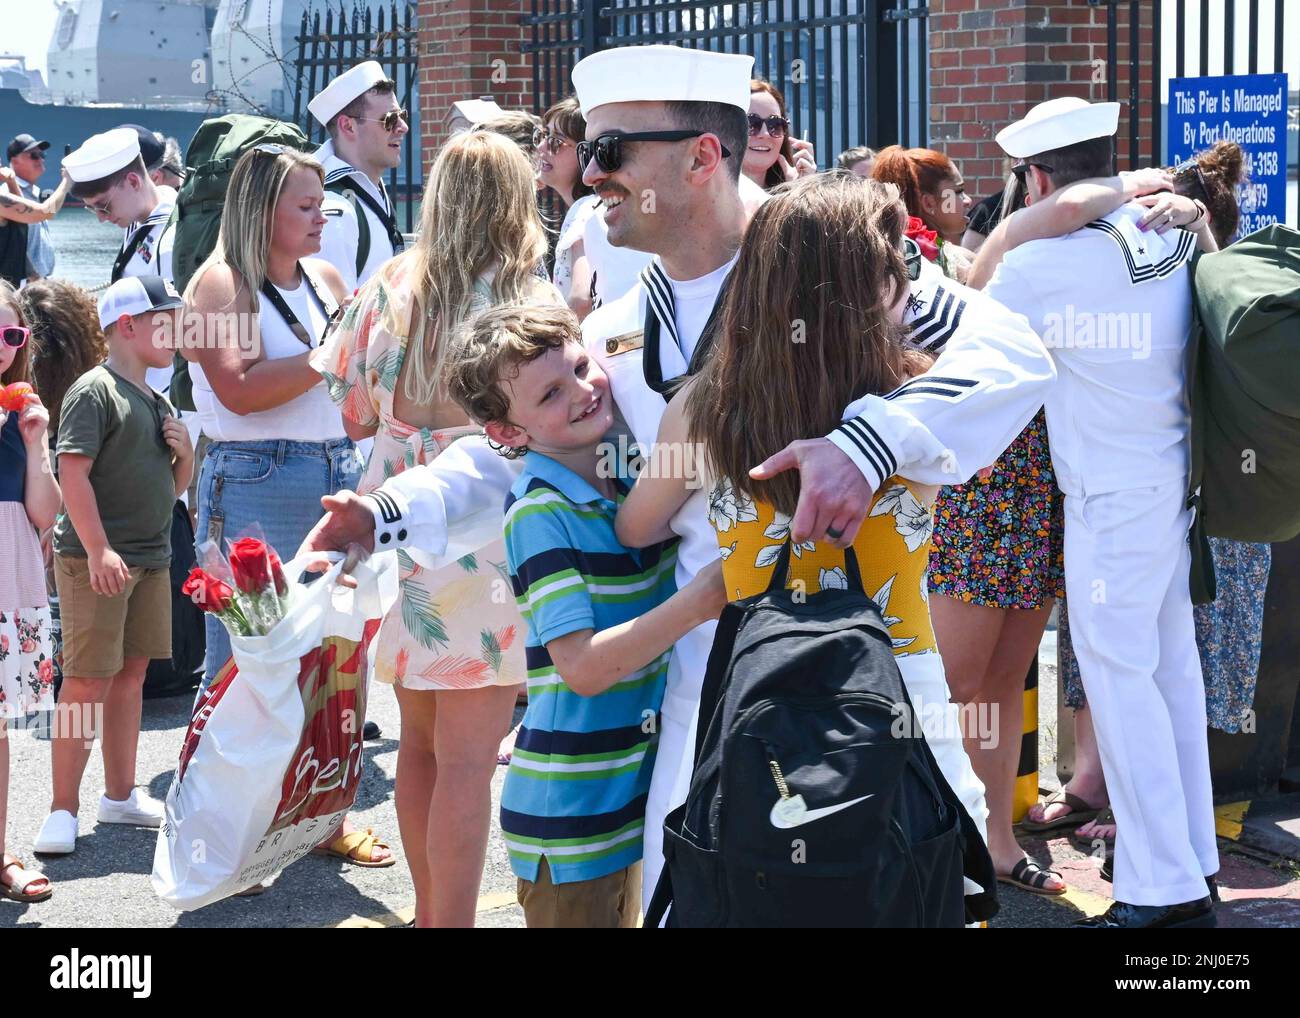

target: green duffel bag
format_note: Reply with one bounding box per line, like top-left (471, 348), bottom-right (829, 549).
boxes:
top-left (168, 115), bottom-right (315, 411)
top-left (1187, 224), bottom-right (1300, 600)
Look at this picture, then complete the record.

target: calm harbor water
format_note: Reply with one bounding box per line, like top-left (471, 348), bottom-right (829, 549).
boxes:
top-left (44, 200), bottom-right (424, 291)
top-left (41, 185), bottom-right (1300, 292)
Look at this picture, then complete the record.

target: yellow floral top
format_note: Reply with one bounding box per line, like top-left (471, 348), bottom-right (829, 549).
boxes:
top-left (708, 477), bottom-right (939, 658)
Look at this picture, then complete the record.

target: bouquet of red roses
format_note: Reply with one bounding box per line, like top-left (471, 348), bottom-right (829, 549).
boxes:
top-left (182, 530), bottom-right (291, 637)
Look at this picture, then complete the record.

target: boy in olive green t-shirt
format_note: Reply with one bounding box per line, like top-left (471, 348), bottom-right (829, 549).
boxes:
top-left (35, 276), bottom-right (193, 856)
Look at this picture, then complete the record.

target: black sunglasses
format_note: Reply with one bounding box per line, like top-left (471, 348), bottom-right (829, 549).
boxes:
top-left (577, 131), bottom-right (732, 175)
top-left (1, 325), bottom-right (30, 349)
top-left (747, 114), bottom-right (789, 138)
top-left (1011, 160), bottom-right (1055, 181)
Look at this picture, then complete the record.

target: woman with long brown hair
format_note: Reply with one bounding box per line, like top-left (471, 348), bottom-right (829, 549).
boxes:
top-left (615, 172), bottom-right (989, 860)
top-left (313, 128), bottom-right (559, 927)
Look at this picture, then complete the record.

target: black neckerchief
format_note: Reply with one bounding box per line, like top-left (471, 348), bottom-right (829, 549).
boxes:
top-left (258, 262), bottom-right (338, 348)
top-left (327, 176), bottom-right (405, 254)
top-left (111, 223), bottom-right (153, 282)
top-left (641, 268), bottom-right (733, 402)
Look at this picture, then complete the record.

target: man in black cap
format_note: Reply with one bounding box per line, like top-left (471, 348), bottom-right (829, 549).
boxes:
top-left (1, 134), bottom-right (69, 285)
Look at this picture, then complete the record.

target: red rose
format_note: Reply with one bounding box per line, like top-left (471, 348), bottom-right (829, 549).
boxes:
top-left (228, 537), bottom-right (272, 594)
top-left (268, 549), bottom-right (289, 597)
top-left (182, 567), bottom-right (234, 613)
top-left (905, 215), bottom-right (941, 263)
top-left (20, 637), bottom-right (36, 654)
top-left (38, 658), bottom-right (53, 686)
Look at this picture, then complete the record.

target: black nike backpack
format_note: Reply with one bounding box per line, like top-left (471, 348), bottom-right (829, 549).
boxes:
top-left (645, 543), bottom-right (998, 928)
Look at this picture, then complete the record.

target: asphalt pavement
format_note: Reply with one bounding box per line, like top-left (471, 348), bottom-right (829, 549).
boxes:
top-left (4, 635), bottom-right (1298, 928)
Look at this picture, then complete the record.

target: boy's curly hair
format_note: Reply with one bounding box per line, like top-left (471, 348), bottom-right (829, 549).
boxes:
top-left (445, 302), bottom-right (582, 459)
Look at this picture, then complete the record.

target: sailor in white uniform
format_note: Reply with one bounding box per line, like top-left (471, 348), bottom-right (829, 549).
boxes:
top-left (66, 127), bottom-right (177, 392)
top-left (308, 60), bottom-right (409, 292)
top-left (983, 97), bottom-right (1217, 928)
top-left (301, 45), bottom-right (1056, 914)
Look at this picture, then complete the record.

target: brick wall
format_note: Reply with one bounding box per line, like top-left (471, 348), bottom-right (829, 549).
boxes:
top-left (417, 0), bottom-right (536, 171)
top-left (929, 0), bottom-right (1155, 204)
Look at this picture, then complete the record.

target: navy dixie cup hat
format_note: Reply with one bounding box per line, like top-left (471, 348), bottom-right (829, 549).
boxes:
top-left (118, 124), bottom-right (166, 171)
top-left (6, 134), bottom-right (50, 161)
top-left (97, 276), bottom-right (184, 331)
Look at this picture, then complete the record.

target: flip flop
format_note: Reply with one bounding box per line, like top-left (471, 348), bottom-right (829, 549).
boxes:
top-left (1070, 806), bottom-right (1117, 849)
top-left (1019, 788), bottom-right (1102, 833)
top-left (312, 827), bottom-right (396, 868)
top-left (997, 857), bottom-right (1067, 897)
top-left (1, 855), bottom-right (53, 903)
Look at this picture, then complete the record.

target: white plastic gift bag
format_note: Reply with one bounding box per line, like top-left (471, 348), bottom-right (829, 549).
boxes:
top-left (151, 551), bottom-right (393, 910)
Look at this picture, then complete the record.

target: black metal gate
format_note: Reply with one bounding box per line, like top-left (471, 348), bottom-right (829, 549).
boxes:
top-left (523, 1), bottom-right (930, 166)
top-left (292, 2), bottom-right (421, 231)
top-left (1099, 0), bottom-right (1296, 226)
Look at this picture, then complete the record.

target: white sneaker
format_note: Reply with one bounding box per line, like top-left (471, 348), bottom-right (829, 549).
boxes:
top-left (97, 788), bottom-right (164, 828)
top-left (34, 809), bottom-right (78, 854)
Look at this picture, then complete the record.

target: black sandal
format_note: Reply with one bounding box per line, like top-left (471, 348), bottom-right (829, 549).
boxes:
top-left (997, 857), bottom-right (1067, 896)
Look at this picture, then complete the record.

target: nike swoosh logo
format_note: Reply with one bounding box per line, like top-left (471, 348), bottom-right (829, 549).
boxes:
top-left (770, 793), bottom-right (874, 829)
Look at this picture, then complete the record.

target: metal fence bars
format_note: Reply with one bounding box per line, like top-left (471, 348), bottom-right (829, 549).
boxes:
top-left (292, 2), bottom-right (421, 231)
top-left (522, 0), bottom-right (930, 167)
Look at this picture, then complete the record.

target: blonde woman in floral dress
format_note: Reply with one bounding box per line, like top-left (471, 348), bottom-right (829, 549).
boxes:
top-left (314, 131), bottom-right (559, 927)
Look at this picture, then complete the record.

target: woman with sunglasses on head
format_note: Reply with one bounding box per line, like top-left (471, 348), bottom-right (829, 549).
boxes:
top-left (534, 96), bottom-right (600, 319)
top-left (743, 79), bottom-right (817, 191)
top-left (313, 130), bottom-right (561, 926)
top-left (0, 282), bottom-right (60, 903)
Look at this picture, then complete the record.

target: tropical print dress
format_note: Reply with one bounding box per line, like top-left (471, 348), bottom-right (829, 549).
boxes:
top-left (314, 257), bottom-right (543, 690)
top-left (708, 475), bottom-right (940, 659)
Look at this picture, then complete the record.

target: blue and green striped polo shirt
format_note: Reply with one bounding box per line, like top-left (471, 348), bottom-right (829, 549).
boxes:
top-left (500, 451), bottom-right (676, 885)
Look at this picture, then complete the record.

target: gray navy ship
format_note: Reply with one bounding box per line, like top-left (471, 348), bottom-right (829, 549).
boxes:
top-left (0, 0), bottom-right (418, 190)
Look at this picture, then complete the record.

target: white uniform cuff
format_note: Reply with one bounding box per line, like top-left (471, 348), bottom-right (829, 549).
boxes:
top-left (828, 414), bottom-right (898, 491)
top-left (363, 489), bottom-right (413, 549)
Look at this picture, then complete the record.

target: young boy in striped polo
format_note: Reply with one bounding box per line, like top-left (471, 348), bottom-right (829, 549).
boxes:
top-left (447, 303), bottom-right (726, 928)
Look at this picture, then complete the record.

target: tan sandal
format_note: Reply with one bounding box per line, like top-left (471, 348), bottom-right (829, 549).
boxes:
top-left (1, 855), bottom-right (53, 902)
top-left (312, 828), bottom-right (396, 868)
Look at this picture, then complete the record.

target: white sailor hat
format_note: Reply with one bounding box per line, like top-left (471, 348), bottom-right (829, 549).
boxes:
top-left (97, 275), bottom-right (184, 331)
top-left (64, 128), bottom-right (142, 183)
top-left (308, 60), bottom-right (390, 127)
top-left (995, 97), bottom-right (1121, 159)
top-left (572, 44), bottom-right (754, 119)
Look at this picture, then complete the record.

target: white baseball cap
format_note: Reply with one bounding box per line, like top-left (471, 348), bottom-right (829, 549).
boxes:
top-left (308, 60), bottom-right (390, 127)
top-left (97, 276), bottom-right (184, 331)
top-left (65, 128), bottom-right (142, 183)
top-left (995, 97), bottom-right (1121, 159)
top-left (572, 44), bottom-right (754, 119)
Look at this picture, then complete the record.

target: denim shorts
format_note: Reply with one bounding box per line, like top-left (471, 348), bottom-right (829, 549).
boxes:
top-left (195, 437), bottom-right (362, 688)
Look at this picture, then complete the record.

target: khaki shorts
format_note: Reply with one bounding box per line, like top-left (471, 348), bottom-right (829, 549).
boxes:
top-left (54, 555), bottom-right (172, 679)
top-left (517, 858), bottom-right (641, 929)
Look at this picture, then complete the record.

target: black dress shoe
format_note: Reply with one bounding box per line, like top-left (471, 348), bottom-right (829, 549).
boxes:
top-left (363, 720), bottom-right (382, 740)
top-left (1076, 897), bottom-right (1216, 928)
top-left (1099, 858), bottom-right (1219, 903)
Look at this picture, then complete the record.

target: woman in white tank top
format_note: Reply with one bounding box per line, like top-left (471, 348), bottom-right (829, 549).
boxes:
top-left (182, 145), bottom-right (391, 871)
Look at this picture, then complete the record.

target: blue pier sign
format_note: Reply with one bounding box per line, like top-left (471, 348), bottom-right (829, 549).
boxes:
top-left (1168, 72), bottom-right (1288, 238)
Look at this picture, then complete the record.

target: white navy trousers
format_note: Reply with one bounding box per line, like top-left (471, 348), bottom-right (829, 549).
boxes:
top-left (1064, 479), bottom-right (1218, 906)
